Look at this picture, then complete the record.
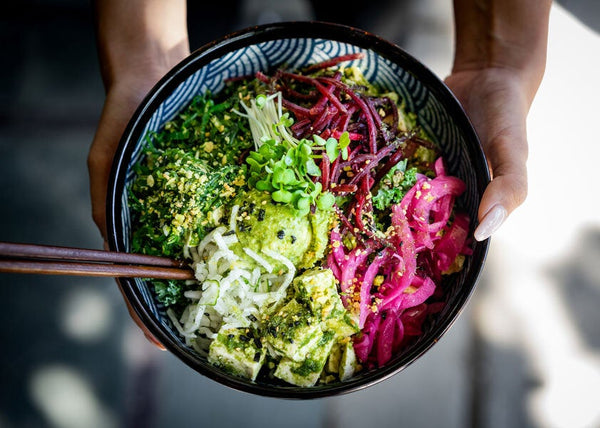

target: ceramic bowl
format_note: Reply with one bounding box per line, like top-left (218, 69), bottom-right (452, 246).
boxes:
top-left (107, 21), bottom-right (489, 398)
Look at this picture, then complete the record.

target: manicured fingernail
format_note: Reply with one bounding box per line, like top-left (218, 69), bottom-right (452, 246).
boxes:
top-left (474, 205), bottom-right (507, 241)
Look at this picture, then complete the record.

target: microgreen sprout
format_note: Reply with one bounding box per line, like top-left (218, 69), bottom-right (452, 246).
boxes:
top-left (236, 92), bottom-right (339, 215)
top-left (233, 92), bottom-right (299, 150)
top-left (246, 137), bottom-right (334, 215)
top-left (321, 131), bottom-right (350, 161)
top-left (255, 94), bottom-right (267, 109)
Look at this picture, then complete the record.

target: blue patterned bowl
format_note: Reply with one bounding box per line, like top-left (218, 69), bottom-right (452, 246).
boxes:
top-left (107, 22), bottom-right (489, 398)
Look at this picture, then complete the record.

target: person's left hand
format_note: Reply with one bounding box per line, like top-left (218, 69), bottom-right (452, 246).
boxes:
top-left (445, 66), bottom-right (532, 241)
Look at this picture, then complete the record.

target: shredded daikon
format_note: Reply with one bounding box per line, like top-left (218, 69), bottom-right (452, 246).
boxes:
top-left (243, 247), bottom-right (273, 273)
top-left (176, 223), bottom-right (295, 351)
top-left (229, 204), bottom-right (239, 232)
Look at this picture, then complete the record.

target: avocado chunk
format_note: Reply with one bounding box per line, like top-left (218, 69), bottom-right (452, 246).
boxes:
top-left (274, 331), bottom-right (336, 387)
top-left (264, 299), bottom-right (323, 362)
top-left (208, 327), bottom-right (265, 381)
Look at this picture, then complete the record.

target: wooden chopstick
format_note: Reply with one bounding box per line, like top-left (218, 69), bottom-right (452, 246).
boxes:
top-left (0, 242), bottom-right (186, 267)
top-left (0, 260), bottom-right (195, 279)
top-left (0, 241), bottom-right (195, 280)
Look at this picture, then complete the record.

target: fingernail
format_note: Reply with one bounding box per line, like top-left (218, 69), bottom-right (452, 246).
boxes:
top-left (474, 205), bottom-right (507, 241)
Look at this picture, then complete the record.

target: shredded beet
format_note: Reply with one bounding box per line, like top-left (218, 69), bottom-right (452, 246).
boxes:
top-left (318, 77), bottom-right (378, 153)
top-left (303, 52), bottom-right (366, 72)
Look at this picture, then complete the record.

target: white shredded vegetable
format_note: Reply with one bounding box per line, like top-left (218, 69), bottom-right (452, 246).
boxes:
top-left (233, 92), bottom-right (299, 150)
top-left (262, 248), bottom-right (295, 296)
top-left (229, 204), bottom-right (240, 232)
top-left (176, 223), bottom-right (295, 350)
top-left (243, 247), bottom-right (273, 273)
top-left (184, 290), bottom-right (202, 299)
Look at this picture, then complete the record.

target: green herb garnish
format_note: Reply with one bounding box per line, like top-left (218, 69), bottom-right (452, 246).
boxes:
top-left (372, 159), bottom-right (418, 211)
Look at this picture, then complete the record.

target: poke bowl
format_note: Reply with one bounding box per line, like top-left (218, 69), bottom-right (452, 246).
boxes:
top-left (107, 21), bottom-right (490, 398)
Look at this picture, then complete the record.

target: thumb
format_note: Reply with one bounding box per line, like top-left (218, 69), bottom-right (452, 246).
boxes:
top-left (474, 128), bottom-right (528, 241)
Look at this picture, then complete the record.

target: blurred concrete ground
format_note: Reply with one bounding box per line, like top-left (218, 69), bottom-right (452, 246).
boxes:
top-left (0, 1), bottom-right (599, 427)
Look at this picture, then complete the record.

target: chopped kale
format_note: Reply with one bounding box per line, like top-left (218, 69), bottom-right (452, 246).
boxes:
top-left (152, 279), bottom-right (190, 308)
top-left (372, 159), bottom-right (418, 211)
top-left (128, 86), bottom-right (255, 308)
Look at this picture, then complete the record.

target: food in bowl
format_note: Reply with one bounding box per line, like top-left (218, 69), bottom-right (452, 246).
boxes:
top-left (127, 53), bottom-right (472, 387)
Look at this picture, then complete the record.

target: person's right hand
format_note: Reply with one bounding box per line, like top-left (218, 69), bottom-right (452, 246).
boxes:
top-left (90, 0), bottom-right (189, 349)
top-left (89, 68), bottom-right (188, 351)
top-left (90, 72), bottom-right (185, 350)
top-left (89, 70), bottom-right (175, 238)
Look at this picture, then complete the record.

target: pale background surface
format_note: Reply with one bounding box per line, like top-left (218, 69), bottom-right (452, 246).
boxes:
top-left (1, 1), bottom-right (599, 427)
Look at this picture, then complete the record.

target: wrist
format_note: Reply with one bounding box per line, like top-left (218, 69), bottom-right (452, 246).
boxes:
top-left (103, 44), bottom-right (189, 93)
top-left (450, 61), bottom-right (541, 109)
top-left (451, 0), bottom-right (551, 102)
top-left (95, 0), bottom-right (189, 90)
top-left (99, 37), bottom-right (189, 91)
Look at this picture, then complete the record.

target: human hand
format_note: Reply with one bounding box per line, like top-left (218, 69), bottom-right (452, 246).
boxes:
top-left (88, 65), bottom-right (187, 238)
top-left (447, 0), bottom-right (551, 241)
top-left (89, 0), bottom-right (189, 348)
top-left (90, 0), bottom-right (189, 237)
top-left (90, 73), bottom-right (182, 351)
top-left (445, 67), bottom-right (531, 241)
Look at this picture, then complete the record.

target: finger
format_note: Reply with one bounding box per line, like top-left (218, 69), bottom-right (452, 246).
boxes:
top-left (468, 85), bottom-right (529, 241)
top-left (475, 133), bottom-right (528, 241)
top-left (104, 235), bottom-right (166, 350)
top-left (116, 279), bottom-right (166, 351)
top-left (88, 90), bottom-right (140, 238)
top-left (475, 172), bottom-right (527, 241)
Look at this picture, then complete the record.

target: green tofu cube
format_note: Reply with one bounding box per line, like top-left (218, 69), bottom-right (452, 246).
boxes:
top-left (325, 343), bottom-right (343, 374)
top-left (293, 268), bottom-right (341, 318)
top-left (265, 299), bottom-right (322, 362)
top-left (323, 312), bottom-right (359, 340)
top-left (208, 327), bottom-right (265, 381)
top-left (293, 268), bottom-right (358, 341)
top-left (338, 339), bottom-right (358, 381)
top-left (274, 331), bottom-right (336, 387)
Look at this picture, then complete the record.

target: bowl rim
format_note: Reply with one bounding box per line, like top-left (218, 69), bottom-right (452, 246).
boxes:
top-left (106, 20), bottom-right (490, 399)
